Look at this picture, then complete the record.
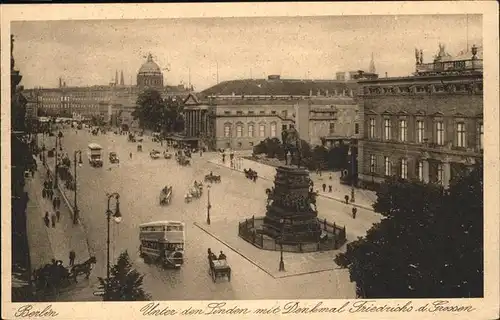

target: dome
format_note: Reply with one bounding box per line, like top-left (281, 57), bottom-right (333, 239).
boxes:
top-left (138, 54), bottom-right (162, 75)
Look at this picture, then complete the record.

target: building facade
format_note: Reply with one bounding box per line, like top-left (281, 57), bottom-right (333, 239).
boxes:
top-left (25, 54), bottom-right (189, 123)
top-left (357, 44), bottom-right (483, 189)
top-left (202, 94), bottom-right (360, 151)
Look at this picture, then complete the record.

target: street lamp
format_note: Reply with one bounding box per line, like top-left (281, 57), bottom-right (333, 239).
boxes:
top-left (206, 185), bottom-right (211, 225)
top-left (73, 150), bottom-right (83, 225)
top-left (348, 144), bottom-right (356, 203)
top-left (105, 192), bottom-right (122, 301)
top-left (279, 218), bottom-right (285, 271)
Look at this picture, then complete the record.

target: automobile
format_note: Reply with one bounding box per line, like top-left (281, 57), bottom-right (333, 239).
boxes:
top-left (109, 152), bottom-right (120, 164)
top-left (150, 150), bottom-right (161, 159)
top-left (164, 152), bottom-right (173, 159)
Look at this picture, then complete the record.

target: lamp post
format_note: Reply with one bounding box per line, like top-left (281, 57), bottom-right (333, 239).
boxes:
top-left (105, 192), bottom-right (122, 301)
top-left (279, 218), bottom-right (285, 271)
top-left (73, 150), bottom-right (83, 225)
top-left (206, 185), bottom-right (211, 225)
top-left (348, 145), bottom-right (355, 203)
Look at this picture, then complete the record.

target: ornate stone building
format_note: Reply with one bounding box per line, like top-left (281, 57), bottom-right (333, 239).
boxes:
top-left (357, 44), bottom-right (483, 189)
top-left (25, 54), bottom-right (189, 123)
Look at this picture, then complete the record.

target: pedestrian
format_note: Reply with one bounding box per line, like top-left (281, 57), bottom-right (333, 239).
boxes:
top-left (49, 188), bottom-right (54, 200)
top-left (31, 169), bottom-right (35, 178)
top-left (42, 187), bottom-right (47, 198)
top-left (328, 185), bottom-right (332, 193)
top-left (344, 195), bottom-right (349, 204)
top-left (322, 183), bottom-right (326, 192)
top-left (69, 250), bottom-right (76, 266)
top-left (52, 197), bottom-right (57, 210)
top-left (329, 175), bottom-right (332, 180)
top-left (222, 154), bottom-right (226, 163)
top-left (129, 152), bottom-right (132, 159)
top-left (352, 207), bottom-right (357, 219)
top-left (51, 212), bottom-right (56, 227)
top-left (44, 212), bottom-right (50, 227)
top-left (56, 196), bottom-right (61, 209)
top-left (56, 210), bottom-right (60, 222)
top-left (46, 168), bottom-right (50, 178)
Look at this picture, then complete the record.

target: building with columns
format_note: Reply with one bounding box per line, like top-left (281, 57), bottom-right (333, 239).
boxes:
top-left (357, 44), bottom-right (483, 189)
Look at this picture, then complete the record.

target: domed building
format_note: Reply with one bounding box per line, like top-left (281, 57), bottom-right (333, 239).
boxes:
top-left (137, 53), bottom-right (164, 89)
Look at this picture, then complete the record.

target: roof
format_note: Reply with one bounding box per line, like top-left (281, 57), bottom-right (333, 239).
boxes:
top-left (87, 143), bottom-right (102, 149)
top-left (138, 54), bottom-right (162, 75)
top-left (200, 78), bottom-right (359, 97)
top-left (139, 220), bottom-right (184, 227)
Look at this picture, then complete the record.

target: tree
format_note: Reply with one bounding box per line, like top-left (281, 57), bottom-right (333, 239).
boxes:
top-left (98, 251), bottom-right (151, 301)
top-left (335, 164), bottom-right (483, 298)
top-left (133, 89), bottom-right (165, 130)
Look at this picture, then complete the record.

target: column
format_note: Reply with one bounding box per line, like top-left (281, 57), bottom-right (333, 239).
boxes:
top-left (443, 157), bottom-right (451, 189)
top-left (422, 159), bottom-right (430, 183)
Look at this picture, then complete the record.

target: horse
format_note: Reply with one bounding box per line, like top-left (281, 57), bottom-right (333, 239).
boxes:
top-left (69, 256), bottom-right (96, 283)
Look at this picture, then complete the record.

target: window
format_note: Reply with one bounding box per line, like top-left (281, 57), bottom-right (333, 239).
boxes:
top-left (369, 118), bottom-right (376, 138)
top-left (478, 123), bottom-right (483, 150)
top-left (436, 121), bottom-right (444, 145)
top-left (224, 124), bottom-right (231, 137)
top-left (259, 124), bottom-right (265, 137)
top-left (329, 123), bottom-right (335, 135)
top-left (400, 158), bottom-right (408, 179)
top-left (384, 156), bottom-right (391, 176)
top-left (417, 160), bottom-right (424, 181)
top-left (270, 122), bottom-right (277, 137)
top-left (384, 119), bottom-right (391, 140)
top-left (248, 123), bottom-right (255, 138)
top-left (238, 142), bottom-right (242, 147)
top-left (369, 155), bottom-right (376, 173)
top-left (236, 123), bottom-right (243, 137)
top-left (248, 111), bottom-right (255, 115)
top-left (416, 120), bottom-right (425, 143)
top-left (271, 111), bottom-right (277, 115)
top-left (355, 123), bottom-right (359, 134)
top-left (282, 124), bottom-right (288, 131)
top-left (259, 111), bottom-right (265, 115)
top-left (437, 163), bottom-right (444, 184)
top-left (399, 119), bottom-right (407, 142)
top-left (224, 111), bottom-right (230, 115)
top-left (456, 122), bottom-right (466, 148)
top-left (236, 111), bottom-right (243, 115)
top-left (249, 142), bottom-right (254, 147)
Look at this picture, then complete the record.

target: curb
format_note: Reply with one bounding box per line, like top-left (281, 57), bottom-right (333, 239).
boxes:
top-left (208, 160), bottom-right (375, 212)
top-left (42, 162), bottom-right (93, 257)
top-left (193, 222), bottom-right (340, 280)
top-left (193, 222), bottom-right (275, 279)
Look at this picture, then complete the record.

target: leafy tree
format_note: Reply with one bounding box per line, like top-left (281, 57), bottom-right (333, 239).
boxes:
top-left (335, 164), bottom-right (483, 298)
top-left (133, 89), bottom-right (165, 130)
top-left (98, 251), bottom-right (151, 301)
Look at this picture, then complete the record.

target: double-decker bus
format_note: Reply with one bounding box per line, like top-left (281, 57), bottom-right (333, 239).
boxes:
top-left (139, 221), bottom-right (185, 268)
top-left (87, 143), bottom-right (103, 167)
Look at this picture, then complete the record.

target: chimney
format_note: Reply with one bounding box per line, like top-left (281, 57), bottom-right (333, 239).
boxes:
top-left (120, 70), bottom-right (125, 86)
top-left (385, 72), bottom-right (388, 78)
top-left (325, 89), bottom-right (329, 97)
top-left (309, 89), bottom-right (312, 97)
top-left (59, 78), bottom-right (62, 88)
top-left (317, 89), bottom-right (321, 96)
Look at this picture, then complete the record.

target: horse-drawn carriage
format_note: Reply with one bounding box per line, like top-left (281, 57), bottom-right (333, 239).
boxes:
top-left (176, 154), bottom-right (191, 166)
top-left (150, 149), bottom-right (161, 159)
top-left (207, 249), bottom-right (231, 282)
top-left (184, 182), bottom-right (203, 203)
top-left (160, 186), bottom-right (173, 205)
top-left (244, 168), bottom-right (258, 181)
top-left (164, 151), bottom-right (173, 159)
top-left (32, 257), bottom-right (97, 294)
top-left (204, 172), bottom-right (221, 183)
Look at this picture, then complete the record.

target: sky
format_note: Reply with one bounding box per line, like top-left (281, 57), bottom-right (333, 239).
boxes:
top-left (12, 15), bottom-right (482, 91)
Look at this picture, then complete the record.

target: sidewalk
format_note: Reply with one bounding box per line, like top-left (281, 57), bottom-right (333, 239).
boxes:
top-left (25, 159), bottom-right (90, 272)
top-left (194, 221), bottom-right (345, 279)
top-left (208, 156), bottom-right (377, 211)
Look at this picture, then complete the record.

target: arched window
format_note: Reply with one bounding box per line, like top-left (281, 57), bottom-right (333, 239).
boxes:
top-left (224, 123), bottom-right (231, 137)
top-left (248, 122), bottom-right (255, 138)
top-left (236, 122), bottom-right (243, 137)
top-left (270, 122), bottom-right (277, 137)
top-left (259, 123), bottom-right (266, 137)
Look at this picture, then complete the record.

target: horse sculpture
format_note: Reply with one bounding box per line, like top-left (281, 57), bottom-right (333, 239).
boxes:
top-left (69, 256), bottom-right (97, 283)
